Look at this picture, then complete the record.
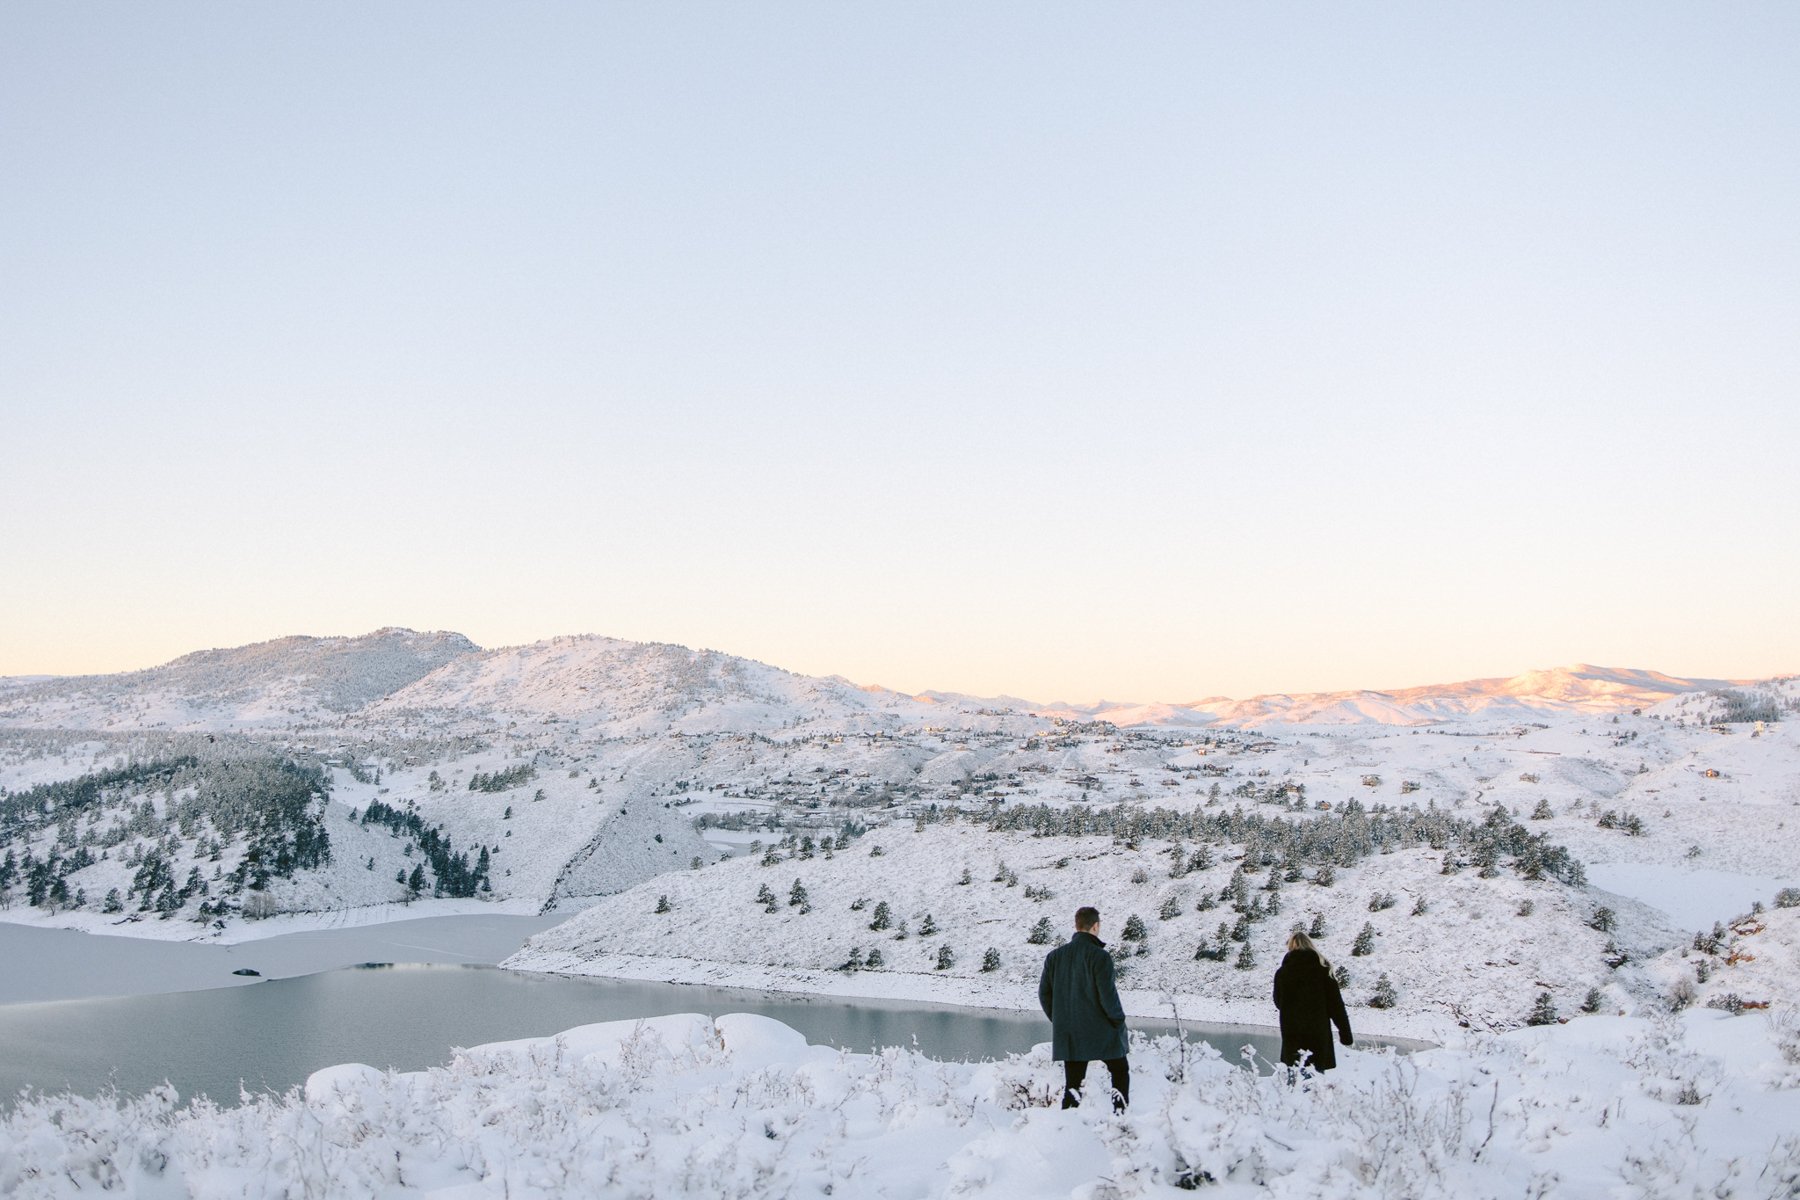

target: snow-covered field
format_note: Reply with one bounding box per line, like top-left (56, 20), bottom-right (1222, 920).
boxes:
top-left (5, 1007), bottom-right (1797, 1199)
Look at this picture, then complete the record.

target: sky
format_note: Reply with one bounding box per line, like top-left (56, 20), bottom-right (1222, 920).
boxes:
top-left (3, 3), bottom-right (1797, 704)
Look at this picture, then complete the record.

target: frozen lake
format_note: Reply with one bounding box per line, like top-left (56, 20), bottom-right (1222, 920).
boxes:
top-left (0, 914), bottom-right (1418, 1108)
top-left (0, 962), bottom-right (1304, 1105)
top-left (0, 912), bottom-right (567, 1005)
top-left (0, 921), bottom-right (1418, 1108)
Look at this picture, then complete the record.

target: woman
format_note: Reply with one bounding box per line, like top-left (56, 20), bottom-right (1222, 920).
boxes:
top-left (1272, 931), bottom-right (1353, 1072)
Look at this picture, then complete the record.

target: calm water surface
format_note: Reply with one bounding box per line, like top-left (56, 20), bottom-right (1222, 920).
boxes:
top-left (0, 964), bottom-right (1321, 1106)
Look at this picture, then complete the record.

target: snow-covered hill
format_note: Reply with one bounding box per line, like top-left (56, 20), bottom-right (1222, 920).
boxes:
top-left (1059, 665), bottom-right (1744, 729)
top-left (507, 820), bottom-right (1619, 1042)
top-left (366, 635), bottom-right (999, 739)
top-left (0, 632), bottom-right (1754, 739)
top-left (0, 629), bottom-right (476, 731)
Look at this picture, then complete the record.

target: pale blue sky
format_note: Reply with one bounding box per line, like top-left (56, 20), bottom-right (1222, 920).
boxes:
top-left (4, 3), bottom-right (1797, 701)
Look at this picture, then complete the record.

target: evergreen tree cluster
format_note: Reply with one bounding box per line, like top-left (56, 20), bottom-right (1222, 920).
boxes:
top-left (981, 799), bottom-right (1583, 886)
top-left (1709, 688), bottom-right (1783, 725)
top-left (0, 756), bottom-right (200, 833)
top-left (467, 764), bottom-right (537, 793)
top-left (360, 799), bottom-right (491, 898)
top-left (0, 754), bottom-right (333, 915)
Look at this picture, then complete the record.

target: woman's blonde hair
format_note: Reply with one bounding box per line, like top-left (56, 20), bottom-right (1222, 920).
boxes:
top-left (1286, 930), bottom-right (1330, 972)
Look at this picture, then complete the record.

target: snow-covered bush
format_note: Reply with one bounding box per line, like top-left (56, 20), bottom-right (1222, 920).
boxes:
top-left (8, 1009), bottom-right (1788, 1199)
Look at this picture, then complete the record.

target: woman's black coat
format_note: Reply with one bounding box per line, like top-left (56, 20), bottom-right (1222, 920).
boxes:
top-left (1272, 949), bottom-right (1353, 1071)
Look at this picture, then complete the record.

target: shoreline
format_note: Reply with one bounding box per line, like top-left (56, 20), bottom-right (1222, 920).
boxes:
top-left (506, 949), bottom-right (1450, 1045)
top-left (0, 896), bottom-right (551, 946)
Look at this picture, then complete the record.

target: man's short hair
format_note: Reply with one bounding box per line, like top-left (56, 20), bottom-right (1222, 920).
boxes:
top-left (1075, 906), bottom-right (1100, 930)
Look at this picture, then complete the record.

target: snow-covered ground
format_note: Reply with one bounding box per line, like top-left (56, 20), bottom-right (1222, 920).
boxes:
top-left (5, 633), bottom-right (1800, 1195)
top-left (4, 1007), bottom-right (1797, 1198)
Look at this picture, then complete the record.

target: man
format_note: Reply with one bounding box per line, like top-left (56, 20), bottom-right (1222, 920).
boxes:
top-left (1038, 904), bottom-right (1129, 1111)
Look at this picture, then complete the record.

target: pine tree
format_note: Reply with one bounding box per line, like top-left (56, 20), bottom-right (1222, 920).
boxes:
top-left (844, 946), bottom-right (864, 971)
top-left (958, 867), bottom-right (972, 885)
top-left (1122, 913), bottom-right (1147, 941)
top-left (755, 882), bottom-right (776, 907)
top-left (1235, 943), bottom-right (1255, 970)
top-left (869, 900), bottom-right (891, 931)
top-left (1027, 916), bottom-right (1054, 944)
top-left (1352, 921), bottom-right (1375, 956)
top-left (788, 879), bottom-right (808, 907)
top-left (1590, 906), bottom-right (1616, 933)
top-left (1527, 992), bottom-right (1558, 1025)
top-left (919, 913), bottom-right (938, 935)
top-left (935, 944), bottom-right (955, 970)
top-left (981, 948), bottom-right (1001, 972)
top-left (1580, 987), bottom-right (1604, 1014)
top-left (1308, 912), bottom-right (1326, 938)
top-left (654, 894), bottom-right (671, 914)
top-left (865, 948), bottom-right (883, 969)
top-left (1159, 893), bottom-right (1183, 921)
top-left (1369, 973), bottom-right (1397, 1008)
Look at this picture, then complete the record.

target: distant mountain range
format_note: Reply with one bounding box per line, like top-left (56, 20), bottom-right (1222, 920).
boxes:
top-left (0, 630), bottom-right (1762, 733)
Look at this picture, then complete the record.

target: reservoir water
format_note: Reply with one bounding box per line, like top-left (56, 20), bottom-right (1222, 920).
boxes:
top-left (0, 962), bottom-right (1327, 1107)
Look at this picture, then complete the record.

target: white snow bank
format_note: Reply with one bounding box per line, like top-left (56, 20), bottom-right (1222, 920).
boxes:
top-left (5, 1008), bottom-right (1798, 1198)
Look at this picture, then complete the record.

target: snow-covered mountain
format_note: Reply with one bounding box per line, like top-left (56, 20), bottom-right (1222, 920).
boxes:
top-left (1053, 665), bottom-right (1743, 729)
top-left (0, 629), bottom-right (1753, 737)
top-left (365, 635), bottom-right (1010, 739)
top-left (0, 629), bottom-right (477, 730)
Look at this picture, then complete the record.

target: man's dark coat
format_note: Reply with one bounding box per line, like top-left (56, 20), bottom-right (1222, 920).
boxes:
top-left (1272, 948), bottom-right (1354, 1070)
top-left (1038, 930), bottom-right (1128, 1061)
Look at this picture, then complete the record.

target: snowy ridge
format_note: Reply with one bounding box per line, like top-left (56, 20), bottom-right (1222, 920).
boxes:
top-left (367, 635), bottom-right (999, 739)
top-left (1054, 665), bottom-right (1742, 729)
top-left (0, 630), bottom-right (1754, 737)
top-left (0, 629), bottom-right (476, 730)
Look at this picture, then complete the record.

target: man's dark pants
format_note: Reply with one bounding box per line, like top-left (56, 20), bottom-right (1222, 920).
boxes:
top-left (1061, 1058), bottom-right (1129, 1111)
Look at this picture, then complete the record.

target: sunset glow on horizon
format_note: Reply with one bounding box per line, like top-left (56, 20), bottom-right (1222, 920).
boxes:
top-left (4, 3), bottom-right (1796, 703)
